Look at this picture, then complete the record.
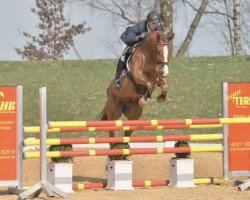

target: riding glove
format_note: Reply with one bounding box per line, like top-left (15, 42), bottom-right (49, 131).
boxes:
top-left (138, 32), bottom-right (147, 41)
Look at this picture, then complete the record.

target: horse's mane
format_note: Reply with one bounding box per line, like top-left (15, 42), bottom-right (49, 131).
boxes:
top-left (133, 31), bottom-right (161, 59)
top-left (139, 31), bottom-right (164, 50)
top-left (144, 31), bottom-right (159, 42)
top-left (142, 31), bottom-right (173, 58)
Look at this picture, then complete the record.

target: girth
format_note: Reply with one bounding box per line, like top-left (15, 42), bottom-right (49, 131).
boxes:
top-left (126, 72), bottom-right (148, 96)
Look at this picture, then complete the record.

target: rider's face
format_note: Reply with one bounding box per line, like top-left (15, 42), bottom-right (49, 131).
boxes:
top-left (148, 21), bottom-right (158, 31)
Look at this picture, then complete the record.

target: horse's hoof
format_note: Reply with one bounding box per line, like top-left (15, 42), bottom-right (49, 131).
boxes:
top-left (157, 95), bottom-right (166, 103)
top-left (139, 98), bottom-right (148, 107)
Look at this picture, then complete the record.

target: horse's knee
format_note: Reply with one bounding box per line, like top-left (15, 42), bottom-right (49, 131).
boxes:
top-left (161, 83), bottom-right (169, 92)
top-left (146, 82), bottom-right (154, 92)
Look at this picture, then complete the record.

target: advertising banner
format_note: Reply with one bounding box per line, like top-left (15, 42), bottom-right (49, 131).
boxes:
top-left (0, 86), bottom-right (22, 187)
top-left (224, 82), bottom-right (250, 177)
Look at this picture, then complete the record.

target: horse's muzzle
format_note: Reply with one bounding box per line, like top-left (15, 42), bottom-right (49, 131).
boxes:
top-left (161, 64), bottom-right (169, 77)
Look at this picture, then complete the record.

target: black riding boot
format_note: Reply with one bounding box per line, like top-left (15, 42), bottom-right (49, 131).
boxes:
top-left (114, 59), bottom-right (124, 90)
top-left (114, 46), bottom-right (134, 90)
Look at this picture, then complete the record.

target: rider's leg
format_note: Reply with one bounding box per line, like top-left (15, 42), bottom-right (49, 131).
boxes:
top-left (124, 46), bottom-right (134, 62)
top-left (114, 46), bottom-right (134, 90)
top-left (114, 59), bottom-right (124, 90)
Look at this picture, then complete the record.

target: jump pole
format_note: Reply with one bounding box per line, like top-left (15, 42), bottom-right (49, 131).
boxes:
top-left (48, 118), bottom-right (250, 128)
top-left (72, 178), bottom-right (231, 190)
top-left (23, 146), bottom-right (223, 158)
top-left (23, 133), bottom-right (223, 146)
top-left (23, 124), bottom-right (223, 133)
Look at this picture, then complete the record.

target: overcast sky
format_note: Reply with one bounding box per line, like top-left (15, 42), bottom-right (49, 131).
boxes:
top-left (0, 0), bottom-right (244, 61)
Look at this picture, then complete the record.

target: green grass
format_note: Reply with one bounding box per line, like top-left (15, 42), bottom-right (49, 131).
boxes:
top-left (1, 56), bottom-right (249, 138)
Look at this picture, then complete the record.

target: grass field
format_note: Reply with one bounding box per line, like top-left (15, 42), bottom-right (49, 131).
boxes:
top-left (0, 56), bottom-right (249, 138)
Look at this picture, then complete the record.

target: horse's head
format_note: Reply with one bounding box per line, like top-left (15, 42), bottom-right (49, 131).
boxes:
top-left (155, 32), bottom-right (174, 77)
top-left (145, 31), bottom-right (174, 78)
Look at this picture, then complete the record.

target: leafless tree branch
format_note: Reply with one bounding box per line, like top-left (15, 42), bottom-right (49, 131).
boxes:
top-left (73, 0), bottom-right (138, 24)
top-left (182, 0), bottom-right (233, 19)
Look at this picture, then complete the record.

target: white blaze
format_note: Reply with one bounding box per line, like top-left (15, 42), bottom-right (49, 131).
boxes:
top-left (162, 45), bottom-right (169, 77)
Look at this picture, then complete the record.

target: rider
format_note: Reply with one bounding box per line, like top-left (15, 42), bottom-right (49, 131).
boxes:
top-left (114, 11), bottom-right (162, 90)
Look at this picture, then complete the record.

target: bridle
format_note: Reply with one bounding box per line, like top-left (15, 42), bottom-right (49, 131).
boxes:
top-left (155, 43), bottom-right (169, 66)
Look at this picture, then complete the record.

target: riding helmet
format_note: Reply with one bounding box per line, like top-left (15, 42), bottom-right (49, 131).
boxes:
top-left (146, 11), bottom-right (160, 23)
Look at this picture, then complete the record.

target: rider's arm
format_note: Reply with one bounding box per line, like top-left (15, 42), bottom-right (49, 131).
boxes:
top-left (120, 24), bottom-right (141, 46)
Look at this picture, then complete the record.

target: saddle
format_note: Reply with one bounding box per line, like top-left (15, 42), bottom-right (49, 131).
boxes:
top-left (121, 46), bottom-right (135, 70)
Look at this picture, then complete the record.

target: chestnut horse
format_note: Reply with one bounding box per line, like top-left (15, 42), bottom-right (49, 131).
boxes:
top-left (100, 31), bottom-right (174, 137)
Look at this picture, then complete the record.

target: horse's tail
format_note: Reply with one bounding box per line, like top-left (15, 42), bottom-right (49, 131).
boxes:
top-left (98, 106), bottom-right (107, 121)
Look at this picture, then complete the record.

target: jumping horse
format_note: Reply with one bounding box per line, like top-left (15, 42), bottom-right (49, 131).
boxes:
top-left (100, 31), bottom-right (174, 138)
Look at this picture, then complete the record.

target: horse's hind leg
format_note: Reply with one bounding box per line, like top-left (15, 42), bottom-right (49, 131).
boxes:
top-left (157, 77), bottom-right (169, 103)
top-left (123, 101), bottom-right (143, 137)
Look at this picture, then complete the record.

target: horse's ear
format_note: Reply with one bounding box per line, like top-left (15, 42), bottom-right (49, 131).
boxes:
top-left (167, 33), bottom-right (174, 41)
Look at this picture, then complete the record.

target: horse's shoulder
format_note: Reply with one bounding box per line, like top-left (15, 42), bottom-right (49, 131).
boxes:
top-left (129, 49), bottom-right (144, 68)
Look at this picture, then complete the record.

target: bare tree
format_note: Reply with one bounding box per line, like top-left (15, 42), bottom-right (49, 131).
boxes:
top-left (16, 0), bottom-right (90, 60)
top-left (160, 0), bottom-right (174, 57)
top-left (233, 0), bottom-right (243, 55)
top-left (224, 0), bottom-right (234, 54)
top-left (185, 0), bottom-right (246, 56)
top-left (202, 0), bottom-right (235, 55)
top-left (76, 0), bottom-right (248, 57)
top-left (72, 0), bottom-right (160, 56)
top-left (75, 0), bottom-right (176, 56)
top-left (241, 1), bottom-right (250, 52)
top-left (160, 0), bottom-right (173, 34)
top-left (176, 0), bottom-right (209, 57)
top-left (76, 0), bottom-right (156, 24)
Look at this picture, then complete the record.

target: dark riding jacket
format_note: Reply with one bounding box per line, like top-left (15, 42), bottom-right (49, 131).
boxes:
top-left (120, 20), bottom-right (162, 47)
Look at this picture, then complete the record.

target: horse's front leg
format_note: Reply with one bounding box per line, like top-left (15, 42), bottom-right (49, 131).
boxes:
top-left (138, 81), bottom-right (155, 107)
top-left (132, 70), bottom-right (155, 107)
top-left (156, 77), bottom-right (169, 103)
